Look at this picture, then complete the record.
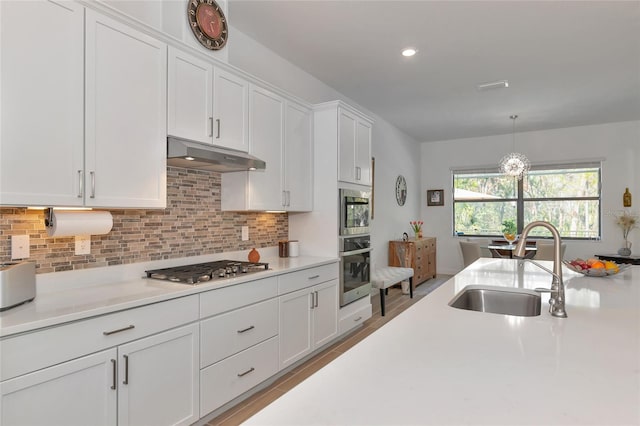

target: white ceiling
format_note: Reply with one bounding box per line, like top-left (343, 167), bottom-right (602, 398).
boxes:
top-left (228, 0), bottom-right (640, 142)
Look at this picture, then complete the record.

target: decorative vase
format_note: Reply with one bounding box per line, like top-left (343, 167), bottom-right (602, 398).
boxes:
top-left (248, 248), bottom-right (260, 262)
top-left (617, 240), bottom-right (632, 256)
top-left (415, 230), bottom-right (422, 239)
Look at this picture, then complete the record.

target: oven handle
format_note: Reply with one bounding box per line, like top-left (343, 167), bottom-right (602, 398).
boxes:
top-left (339, 247), bottom-right (372, 257)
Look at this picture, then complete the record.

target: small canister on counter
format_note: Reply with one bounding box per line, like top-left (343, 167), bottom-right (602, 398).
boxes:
top-left (278, 240), bottom-right (289, 257)
top-left (288, 240), bottom-right (299, 257)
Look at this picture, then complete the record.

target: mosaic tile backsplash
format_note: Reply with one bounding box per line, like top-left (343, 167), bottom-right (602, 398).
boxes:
top-left (0, 167), bottom-right (288, 273)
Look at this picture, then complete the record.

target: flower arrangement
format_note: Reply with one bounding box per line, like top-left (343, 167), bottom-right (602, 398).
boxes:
top-left (410, 221), bottom-right (423, 234)
top-left (614, 210), bottom-right (638, 240)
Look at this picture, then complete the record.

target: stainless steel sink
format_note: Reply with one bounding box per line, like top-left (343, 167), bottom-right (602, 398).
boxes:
top-left (449, 285), bottom-right (541, 317)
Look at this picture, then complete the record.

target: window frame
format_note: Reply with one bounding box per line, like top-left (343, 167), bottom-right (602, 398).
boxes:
top-left (451, 162), bottom-right (602, 240)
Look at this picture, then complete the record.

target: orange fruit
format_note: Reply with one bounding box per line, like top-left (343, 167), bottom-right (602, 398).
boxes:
top-left (590, 261), bottom-right (605, 269)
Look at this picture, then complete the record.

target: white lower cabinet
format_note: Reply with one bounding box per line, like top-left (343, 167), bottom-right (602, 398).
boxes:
top-left (0, 323), bottom-right (199, 426)
top-left (279, 279), bottom-right (339, 369)
top-left (1, 348), bottom-right (117, 426)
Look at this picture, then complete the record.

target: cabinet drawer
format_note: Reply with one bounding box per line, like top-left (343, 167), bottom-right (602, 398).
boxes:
top-left (338, 303), bottom-right (371, 335)
top-left (200, 299), bottom-right (278, 368)
top-left (278, 263), bottom-right (338, 295)
top-left (200, 336), bottom-right (279, 416)
top-left (200, 277), bottom-right (277, 318)
top-left (1, 295), bottom-right (199, 381)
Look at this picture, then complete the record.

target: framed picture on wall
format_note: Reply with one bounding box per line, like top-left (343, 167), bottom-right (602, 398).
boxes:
top-left (427, 189), bottom-right (444, 206)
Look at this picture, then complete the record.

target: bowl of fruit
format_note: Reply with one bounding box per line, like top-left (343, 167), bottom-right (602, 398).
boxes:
top-left (563, 258), bottom-right (627, 277)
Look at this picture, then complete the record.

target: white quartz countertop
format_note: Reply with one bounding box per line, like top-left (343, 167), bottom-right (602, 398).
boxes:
top-left (246, 258), bottom-right (640, 425)
top-left (0, 255), bottom-right (336, 337)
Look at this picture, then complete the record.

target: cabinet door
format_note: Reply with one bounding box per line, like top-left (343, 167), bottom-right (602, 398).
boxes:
top-left (247, 85), bottom-right (284, 210)
top-left (117, 323), bottom-right (199, 426)
top-left (284, 101), bottom-right (313, 211)
top-left (279, 288), bottom-right (313, 369)
top-left (167, 47), bottom-right (213, 144)
top-left (0, 348), bottom-right (117, 426)
top-left (312, 280), bottom-right (339, 348)
top-left (338, 109), bottom-right (357, 183)
top-left (355, 119), bottom-right (372, 185)
top-left (213, 68), bottom-right (249, 152)
top-left (85, 10), bottom-right (167, 208)
top-left (0, 0), bottom-right (84, 206)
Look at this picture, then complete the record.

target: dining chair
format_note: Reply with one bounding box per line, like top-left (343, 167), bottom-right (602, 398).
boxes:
top-left (535, 241), bottom-right (567, 261)
top-left (459, 241), bottom-right (482, 267)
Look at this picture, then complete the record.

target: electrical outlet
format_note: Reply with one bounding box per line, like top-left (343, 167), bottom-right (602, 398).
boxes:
top-left (75, 235), bottom-right (91, 255)
top-left (241, 226), bottom-right (249, 241)
top-left (11, 235), bottom-right (30, 259)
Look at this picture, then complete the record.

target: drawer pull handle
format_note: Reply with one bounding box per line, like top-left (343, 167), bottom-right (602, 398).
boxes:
top-left (308, 275), bottom-right (320, 280)
top-left (110, 359), bottom-right (117, 390)
top-left (123, 354), bottom-right (129, 385)
top-left (354, 316), bottom-right (363, 322)
top-left (237, 325), bottom-right (255, 334)
top-left (237, 367), bottom-right (255, 377)
top-left (103, 325), bottom-right (135, 336)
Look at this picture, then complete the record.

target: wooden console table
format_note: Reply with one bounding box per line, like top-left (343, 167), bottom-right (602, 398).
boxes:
top-left (388, 237), bottom-right (437, 286)
top-left (595, 254), bottom-right (640, 265)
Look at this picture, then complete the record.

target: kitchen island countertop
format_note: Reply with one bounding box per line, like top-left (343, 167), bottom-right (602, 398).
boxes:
top-left (246, 258), bottom-right (640, 425)
top-left (0, 254), bottom-right (337, 337)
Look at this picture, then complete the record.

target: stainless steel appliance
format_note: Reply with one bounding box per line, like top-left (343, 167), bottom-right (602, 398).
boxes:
top-left (167, 136), bottom-right (266, 172)
top-left (339, 188), bottom-right (371, 236)
top-left (339, 235), bottom-right (371, 306)
top-left (145, 260), bottom-right (269, 285)
top-left (0, 261), bottom-right (36, 311)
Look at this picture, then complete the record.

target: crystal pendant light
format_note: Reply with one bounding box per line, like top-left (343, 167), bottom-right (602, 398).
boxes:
top-left (499, 115), bottom-right (530, 180)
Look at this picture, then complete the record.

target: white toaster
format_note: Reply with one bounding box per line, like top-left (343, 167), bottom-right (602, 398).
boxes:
top-left (0, 261), bottom-right (36, 311)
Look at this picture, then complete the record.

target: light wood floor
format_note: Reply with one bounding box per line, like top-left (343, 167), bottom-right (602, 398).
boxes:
top-left (206, 275), bottom-right (451, 426)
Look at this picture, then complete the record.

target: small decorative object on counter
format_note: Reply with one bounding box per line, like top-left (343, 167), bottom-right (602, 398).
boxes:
top-left (248, 248), bottom-right (260, 263)
top-left (623, 188), bottom-right (632, 207)
top-left (278, 240), bottom-right (289, 257)
top-left (410, 221), bottom-right (423, 239)
top-left (501, 219), bottom-right (517, 244)
top-left (288, 240), bottom-right (299, 257)
top-left (613, 210), bottom-right (637, 256)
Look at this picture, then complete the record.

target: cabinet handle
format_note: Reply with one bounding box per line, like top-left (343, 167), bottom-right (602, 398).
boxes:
top-left (308, 275), bottom-right (320, 280)
top-left (314, 291), bottom-right (319, 308)
top-left (209, 117), bottom-right (214, 137)
top-left (310, 292), bottom-right (315, 310)
top-left (282, 190), bottom-right (287, 207)
top-left (237, 325), bottom-right (255, 334)
top-left (237, 367), bottom-right (255, 377)
top-left (354, 316), bottom-right (363, 322)
top-left (89, 171), bottom-right (96, 198)
top-left (77, 170), bottom-right (83, 198)
top-left (103, 324), bottom-right (135, 336)
top-left (287, 191), bottom-right (291, 207)
top-left (216, 119), bottom-right (221, 139)
top-left (110, 359), bottom-right (117, 390)
top-left (356, 166), bottom-right (361, 180)
top-left (123, 355), bottom-right (129, 385)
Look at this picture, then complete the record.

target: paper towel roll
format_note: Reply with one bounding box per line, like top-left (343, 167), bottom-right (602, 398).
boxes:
top-left (46, 211), bottom-right (113, 237)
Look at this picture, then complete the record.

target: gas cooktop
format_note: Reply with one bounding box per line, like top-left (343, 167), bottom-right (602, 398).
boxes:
top-left (145, 260), bottom-right (269, 285)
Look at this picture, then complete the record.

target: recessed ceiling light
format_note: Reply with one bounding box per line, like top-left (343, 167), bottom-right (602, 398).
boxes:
top-left (477, 80), bottom-right (509, 91)
top-left (401, 48), bottom-right (417, 57)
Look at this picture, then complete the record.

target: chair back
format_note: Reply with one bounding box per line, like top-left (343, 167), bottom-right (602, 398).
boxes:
top-left (459, 241), bottom-right (481, 268)
top-left (535, 241), bottom-right (567, 261)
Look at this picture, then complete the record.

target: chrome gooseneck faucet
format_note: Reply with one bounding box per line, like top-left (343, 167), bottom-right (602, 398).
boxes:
top-left (513, 221), bottom-right (568, 318)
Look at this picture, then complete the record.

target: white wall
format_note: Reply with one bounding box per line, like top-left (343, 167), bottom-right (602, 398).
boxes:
top-left (422, 120), bottom-right (640, 274)
top-left (228, 26), bottom-right (422, 271)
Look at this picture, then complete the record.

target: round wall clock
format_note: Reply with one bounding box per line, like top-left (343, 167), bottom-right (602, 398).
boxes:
top-left (188, 0), bottom-right (228, 50)
top-left (395, 175), bottom-right (407, 206)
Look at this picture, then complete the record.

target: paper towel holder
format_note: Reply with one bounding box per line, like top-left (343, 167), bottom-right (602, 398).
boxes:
top-left (44, 208), bottom-right (54, 229)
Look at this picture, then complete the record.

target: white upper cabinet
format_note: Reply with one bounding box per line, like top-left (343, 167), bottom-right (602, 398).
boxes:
top-left (284, 101), bottom-right (313, 211)
top-left (338, 107), bottom-right (372, 186)
top-left (0, 0), bottom-right (85, 206)
top-left (0, 2), bottom-right (167, 208)
top-left (85, 10), bottom-right (167, 208)
top-left (167, 49), bottom-right (249, 152)
top-left (213, 69), bottom-right (250, 152)
top-left (167, 47), bottom-right (213, 144)
top-left (221, 85), bottom-right (312, 212)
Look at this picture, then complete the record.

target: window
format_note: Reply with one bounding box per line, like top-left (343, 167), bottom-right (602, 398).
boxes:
top-left (453, 163), bottom-right (601, 239)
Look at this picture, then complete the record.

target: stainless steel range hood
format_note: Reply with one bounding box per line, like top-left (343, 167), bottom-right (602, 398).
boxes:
top-left (167, 136), bottom-right (266, 173)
